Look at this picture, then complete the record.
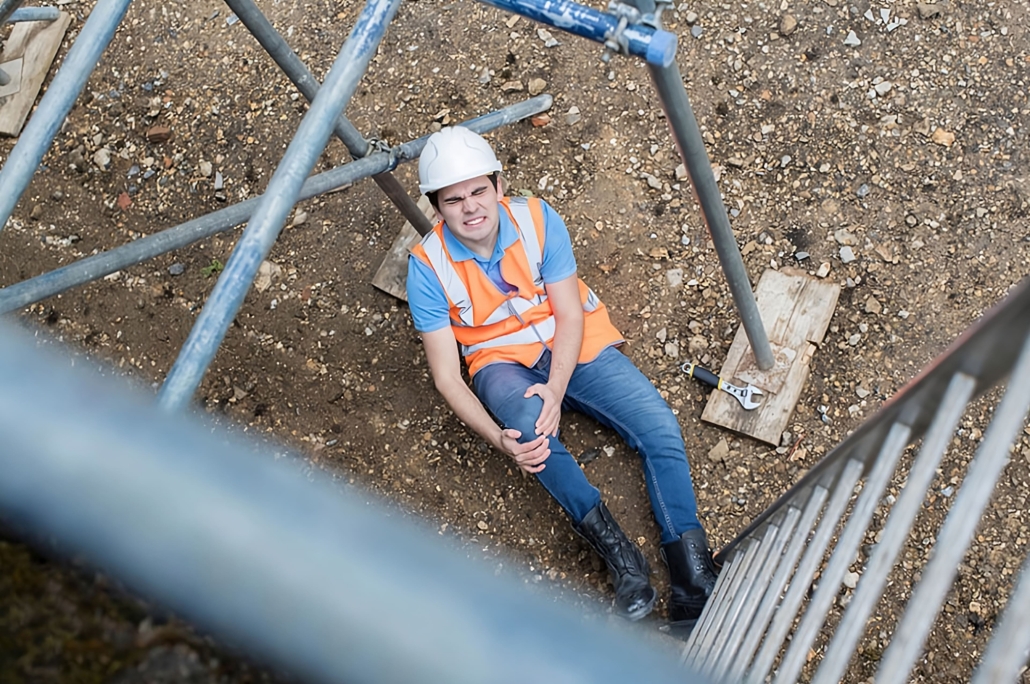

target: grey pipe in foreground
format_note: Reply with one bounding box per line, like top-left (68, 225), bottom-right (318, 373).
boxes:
top-left (223, 0), bottom-right (434, 236)
top-left (0, 0), bottom-right (134, 232)
top-left (157, 0), bottom-right (403, 412)
top-left (0, 322), bottom-right (698, 684)
top-left (0, 96), bottom-right (552, 314)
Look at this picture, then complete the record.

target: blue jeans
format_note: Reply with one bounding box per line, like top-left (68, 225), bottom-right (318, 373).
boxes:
top-left (473, 346), bottom-right (702, 544)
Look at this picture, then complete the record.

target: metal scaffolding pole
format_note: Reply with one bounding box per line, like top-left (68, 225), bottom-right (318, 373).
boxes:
top-left (616, 0), bottom-right (773, 370)
top-left (0, 0), bottom-right (134, 232)
top-left (223, 0), bottom-right (434, 236)
top-left (0, 322), bottom-right (696, 684)
top-left (647, 64), bottom-right (773, 369)
top-left (156, 0), bottom-right (402, 412)
top-left (0, 96), bottom-right (552, 314)
top-left (0, 0), bottom-right (26, 26)
top-left (6, 6), bottom-right (60, 22)
top-left (0, 0), bottom-right (25, 85)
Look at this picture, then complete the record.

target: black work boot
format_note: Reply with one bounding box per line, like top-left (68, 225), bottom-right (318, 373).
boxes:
top-left (662, 527), bottom-right (718, 637)
top-left (574, 502), bottom-right (657, 621)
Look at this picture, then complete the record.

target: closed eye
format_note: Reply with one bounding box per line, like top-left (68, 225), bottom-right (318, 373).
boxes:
top-left (442, 185), bottom-right (489, 205)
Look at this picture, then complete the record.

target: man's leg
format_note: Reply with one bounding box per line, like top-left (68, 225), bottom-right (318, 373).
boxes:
top-left (472, 360), bottom-right (600, 522)
top-left (563, 346), bottom-right (717, 630)
top-left (473, 358), bottom-right (656, 620)
top-left (562, 346), bottom-right (702, 544)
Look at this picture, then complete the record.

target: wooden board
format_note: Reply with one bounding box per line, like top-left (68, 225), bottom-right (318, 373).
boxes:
top-left (371, 194), bottom-right (436, 300)
top-left (701, 267), bottom-right (840, 444)
top-left (0, 11), bottom-right (72, 137)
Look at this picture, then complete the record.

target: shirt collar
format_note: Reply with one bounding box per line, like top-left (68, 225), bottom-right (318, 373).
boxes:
top-left (442, 204), bottom-right (520, 266)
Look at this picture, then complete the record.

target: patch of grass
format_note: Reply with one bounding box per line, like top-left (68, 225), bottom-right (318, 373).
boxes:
top-left (200, 258), bottom-right (224, 278)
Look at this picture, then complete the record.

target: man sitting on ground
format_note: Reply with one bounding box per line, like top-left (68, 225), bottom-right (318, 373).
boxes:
top-left (406, 126), bottom-right (718, 631)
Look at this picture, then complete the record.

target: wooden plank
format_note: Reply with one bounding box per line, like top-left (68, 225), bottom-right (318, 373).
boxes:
top-left (0, 58), bottom-right (24, 98)
top-left (371, 194), bottom-right (436, 300)
top-left (0, 12), bottom-right (72, 137)
top-left (701, 267), bottom-right (840, 444)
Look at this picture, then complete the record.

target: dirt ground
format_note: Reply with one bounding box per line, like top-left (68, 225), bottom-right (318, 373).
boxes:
top-left (2, 0), bottom-right (1029, 681)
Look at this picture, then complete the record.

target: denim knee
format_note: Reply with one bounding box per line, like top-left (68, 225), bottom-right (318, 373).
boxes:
top-left (501, 394), bottom-right (546, 442)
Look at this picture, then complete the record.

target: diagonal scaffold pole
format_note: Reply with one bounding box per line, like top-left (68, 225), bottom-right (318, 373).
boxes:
top-left (222, 0), bottom-right (434, 236)
top-left (648, 64), bottom-right (773, 369)
top-left (0, 96), bottom-right (553, 314)
top-left (0, 0), bottom-right (26, 27)
top-left (0, 0), bottom-right (21, 86)
top-left (0, 0), bottom-right (134, 231)
top-left (6, 6), bottom-right (60, 22)
top-left (156, 0), bottom-right (403, 412)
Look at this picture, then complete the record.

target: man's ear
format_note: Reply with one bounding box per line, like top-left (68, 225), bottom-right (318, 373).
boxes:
top-left (497, 174), bottom-right (508, 197)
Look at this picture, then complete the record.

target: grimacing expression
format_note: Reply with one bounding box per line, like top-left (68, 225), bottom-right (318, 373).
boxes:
top-left (434, 175), bottom-right (501, 256)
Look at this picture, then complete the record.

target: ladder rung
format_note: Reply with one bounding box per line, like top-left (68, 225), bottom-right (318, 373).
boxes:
top-left (709, 506), bottom-right (801, 682)
top-left (726, 486), bottom-right (828, 683)
top-left (695, 535), bottom-right (766, 675)
top-left (877, 335), bottom-right (1030, 684)
top-left (814, 373), bottom-right (976, 684)
top-left (684, 541), bottom-right (748, 662)
top-left (773, 421), bottom-right (912, 684)
top-left (746, 458), bottom-right (864, 684)
top-left (972, 551), bottom-right (1030, 684)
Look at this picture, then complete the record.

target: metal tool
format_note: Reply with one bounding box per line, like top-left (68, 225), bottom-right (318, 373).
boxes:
top-left (680, 362), bottom-right (764, 410)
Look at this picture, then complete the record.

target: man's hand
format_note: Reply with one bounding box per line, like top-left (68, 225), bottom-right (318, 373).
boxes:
top-left (524, 383), bottom-right (563, 437)
top-left (497, 428), bottom-right (550, 473)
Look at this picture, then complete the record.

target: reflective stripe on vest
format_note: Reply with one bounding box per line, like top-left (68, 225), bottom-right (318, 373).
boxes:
top-left (463, 311), bottom-right (556, 354)
top-left (419, 231), bottom-right (474, 326)
top-left (506, 198), bottom-right (543, 290)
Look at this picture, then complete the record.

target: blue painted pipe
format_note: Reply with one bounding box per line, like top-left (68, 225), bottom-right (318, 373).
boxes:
top-left (7, 6), bottom-right (60, 22)
top-left (478, 0), bottom-right (677, 67)
top-left (157, 0), bottom-right (403, 412)
top-left (0, 0), bottom-right (133, 233)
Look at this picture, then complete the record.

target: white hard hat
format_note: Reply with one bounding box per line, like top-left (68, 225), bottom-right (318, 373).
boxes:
top-left (418, 126), bottom-right (502, 195)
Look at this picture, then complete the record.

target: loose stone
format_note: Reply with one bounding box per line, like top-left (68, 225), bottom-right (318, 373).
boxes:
top-left (779, 14), bottom-right (798, 36)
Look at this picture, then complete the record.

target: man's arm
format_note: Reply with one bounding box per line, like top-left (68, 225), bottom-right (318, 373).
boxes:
top-left (525, 273), bottom-right (584, 437)
top-left (421, 326), bottom-right (551, 473)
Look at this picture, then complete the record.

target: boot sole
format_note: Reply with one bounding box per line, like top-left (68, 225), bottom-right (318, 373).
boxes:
top-left (659, 617), bottom-right (700, 640)
top-left (616, 586), bottom-right (658, 621)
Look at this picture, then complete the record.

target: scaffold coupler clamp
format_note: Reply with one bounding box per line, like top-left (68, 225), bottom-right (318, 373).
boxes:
top-left (645, 0), bottom-right (674, 29)
top-left (601, 2), bottom-right (641, 63)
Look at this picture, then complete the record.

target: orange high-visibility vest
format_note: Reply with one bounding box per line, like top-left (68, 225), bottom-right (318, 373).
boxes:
top-left (410, 196), bottom-right (623, 376)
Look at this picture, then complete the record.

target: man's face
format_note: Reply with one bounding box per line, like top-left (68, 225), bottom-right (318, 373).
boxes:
top-left (434, 175), bottom-right (500, 256)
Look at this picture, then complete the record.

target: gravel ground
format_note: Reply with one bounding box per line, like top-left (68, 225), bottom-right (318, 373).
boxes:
top-left (1, 0), bottom-right (1029, 681)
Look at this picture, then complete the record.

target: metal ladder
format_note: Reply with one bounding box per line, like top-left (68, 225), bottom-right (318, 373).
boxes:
top-left (683, 277), bottom-right (1030, 683)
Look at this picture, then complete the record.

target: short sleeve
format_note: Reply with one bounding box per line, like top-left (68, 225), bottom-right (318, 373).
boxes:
top-left (538, 200), bottom-right (578, 283)
top-left (406, 255), bottom-right (453, 333)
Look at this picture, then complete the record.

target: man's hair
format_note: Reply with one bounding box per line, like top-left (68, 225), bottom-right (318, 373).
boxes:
top-left (426, 172), bottom-right (499, 210)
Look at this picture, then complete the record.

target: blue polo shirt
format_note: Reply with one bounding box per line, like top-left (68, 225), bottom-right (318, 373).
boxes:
top-left (407, 199), bottom-right (578, 333)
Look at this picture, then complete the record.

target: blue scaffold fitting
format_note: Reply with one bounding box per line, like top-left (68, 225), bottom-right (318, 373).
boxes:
top-left (645, 27), bottom-right (677, 67)
top-left (478, 0), bottom-right (678, 68)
